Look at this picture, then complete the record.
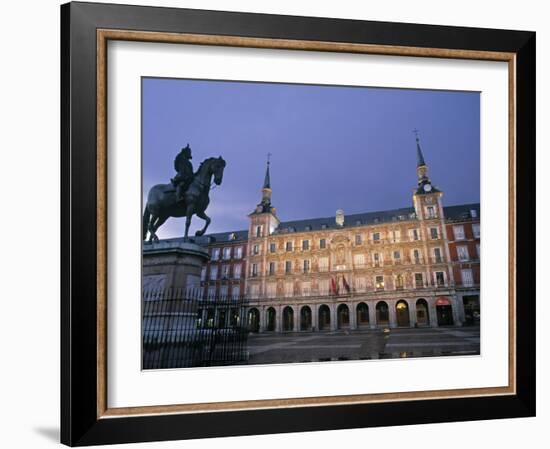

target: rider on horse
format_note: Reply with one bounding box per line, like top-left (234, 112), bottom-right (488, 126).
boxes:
top-left (171, 144), bottom-right (194, 202)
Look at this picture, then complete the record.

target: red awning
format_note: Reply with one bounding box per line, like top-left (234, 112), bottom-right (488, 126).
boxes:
top-left (436, 297), bottom-right (451, 306)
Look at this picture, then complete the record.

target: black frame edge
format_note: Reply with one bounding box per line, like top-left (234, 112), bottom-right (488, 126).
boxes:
top-left (60, 2), bottom-right (72, 446)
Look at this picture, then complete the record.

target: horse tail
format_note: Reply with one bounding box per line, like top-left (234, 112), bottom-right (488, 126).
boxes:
top-left (142, 204), bottom-right (151, 240)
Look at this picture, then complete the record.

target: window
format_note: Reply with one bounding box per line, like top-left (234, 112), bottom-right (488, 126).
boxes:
top-left (228, 232), bottom-right (236, 241)
top-left (211, 248), bottom-right (220, 260)
top-left (457, 245), bottom-right (469, 261)
top-left (302, 281), bottom-right (311, 296)
top-left (285, 260), bottom-right (292, 274)
top-left (284, 281), bottom-right (293, 297)
top-left (372, 232), bottom-right (381, 242)
top-left (321, 224), bottom-right (328, 230)
top-left (318, 257), bottom-right (329, 272)
top-left (435, 271), bottom-right (445, 286)
top-left (207, 286), bottom-right (216, 299)
top-left (353, 253), bottom-right (365, 267)
top-left (255, 225), bottom-right (262, 237)
top-left (470, 209), bottom-right (478, 218)
top-left (319, 238), bottom-right (326, 249)
top-left (426, 206), bottom-right (436, 218)
top-left (249, 284), bottom-right (259, 299)
top-left (473, 223), bottom-right (480, 239)
top-left (355, 234), bottom-right (362, 245)
top-left (303, 259), bottom-right (310, 273)
top-left (220, 285), bottom-right (228, 299)
top-left (391, 230), bottom-right (401, 242)
top-left (200, 267), bottom-right (206, 281)
top-left (286, 241), bottom-right (293, 252)
top-left (395, 274), bottom-right (404, 290)
top-left (266, 283), bottom-right (276, 298)
top-left (410, 229), bottom-right (419, 241)
top-left (251, 263), bottom-right (258, 277)
top-left (393, 250), bottom-right (401, 262)
top-left (209, 266), bottom-right (218, 280)
top-left (231, 285), bottom-right (241, 300)
top-left (319, 279), bottom-right (330, 295)
top-left (268, 262), bottom-right (276, 275)
top-left (453, 225), bottom-right (465, 240)
top-left (373, 252), bottom-right (381, 267)
top-left (430, 227), bottom-right (439, 239)
top-left (415, 273), bottom-right (424, 288)
top-left (252, 244), bottom-right (259, 255)
top-left (461, 268), bottom-right (474, 287)
top-left (433, 247), bottom-right (442, 263)
top-left (305, 225), bottom-right (312, 231)
top-left (234, 246), bottom-right (242, 259)
top-left (223, 247), bottom-right (231, 259)
top-left (233, 264), bottom-right (242, 279)
top-left (302, 239), bottom-right (309, 250)
top-left (375, 275), bottom-right (384, 290)
top-left (221, 264), bottom-right (230, 279)
top-left (269, 242), bottom-right (276, 253)
top-left (355, 277), bottom-right (366, 292)
top-left (413, 249), bottom-right (421, 263)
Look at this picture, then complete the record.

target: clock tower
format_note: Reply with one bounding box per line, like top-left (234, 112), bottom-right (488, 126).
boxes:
top-left (411, 131), bottom-right (456, 290)
top-left (247, 156), bottom-right (280, 301)
top-left (412, 132), bottom-right (442, 219)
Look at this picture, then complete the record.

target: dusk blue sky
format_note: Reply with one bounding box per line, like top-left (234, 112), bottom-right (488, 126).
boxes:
top-left (142, 78), bottom-right (480, 239)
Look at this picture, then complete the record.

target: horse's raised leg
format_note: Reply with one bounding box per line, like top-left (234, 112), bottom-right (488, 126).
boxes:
top-left (184, 204), bottom-right (194, 241)
top-left (149, 215), bottom-right (168, 242)
top-left (194, 210), bottom-right (211, 237)
top-left (147, 214), bottom-right (159, 242)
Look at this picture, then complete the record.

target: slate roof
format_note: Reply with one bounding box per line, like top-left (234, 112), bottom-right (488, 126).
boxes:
top-left (275, 206), bottom-right (417, 234)
top-left (443, 203), bottom-right (480, 221)
top-left (161, 203), bottom-right (480, 245)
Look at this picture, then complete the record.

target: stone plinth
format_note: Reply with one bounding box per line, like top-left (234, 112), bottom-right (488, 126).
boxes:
top-left (142, 241), bottom-right (209, 291)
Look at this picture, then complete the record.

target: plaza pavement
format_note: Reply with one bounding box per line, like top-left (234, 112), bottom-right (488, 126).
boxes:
top-left (246, 325), bottom-right (480, 365)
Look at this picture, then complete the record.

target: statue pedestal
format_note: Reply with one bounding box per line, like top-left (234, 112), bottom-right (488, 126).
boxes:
top-left (142, 241), bottom-right (209, 291)
top-left (142, 241), bottom-right (210, 369)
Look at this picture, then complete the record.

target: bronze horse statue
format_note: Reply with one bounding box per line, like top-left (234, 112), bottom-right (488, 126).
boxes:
top-left (143, 156), bottom-right (226, 242)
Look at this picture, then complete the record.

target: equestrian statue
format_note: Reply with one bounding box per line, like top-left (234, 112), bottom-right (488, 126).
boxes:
top-left (143, 144), bottom-right (226, 242)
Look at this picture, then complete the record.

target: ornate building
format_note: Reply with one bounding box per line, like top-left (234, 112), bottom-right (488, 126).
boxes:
top-left (243, 137), bottom-right (480, 332)
top-left (164, 138), bottom-right (480, 333)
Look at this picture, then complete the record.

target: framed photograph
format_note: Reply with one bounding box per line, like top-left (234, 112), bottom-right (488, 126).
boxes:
top-left (61, 1), bottom-right (535, 446)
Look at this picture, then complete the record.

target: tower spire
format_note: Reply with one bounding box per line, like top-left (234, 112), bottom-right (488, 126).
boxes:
top-left (413, 128), bottom-right (426, 167)
top-left (255, 153), bottom-right (274, 214)
top-left (263, 152), bottom-right (271, 189)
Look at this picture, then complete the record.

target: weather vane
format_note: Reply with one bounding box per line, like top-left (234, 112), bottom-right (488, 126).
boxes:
top-left (267, 152), bottom-right (272, 165)
top-left (413, 128), bottom-right (420, 142)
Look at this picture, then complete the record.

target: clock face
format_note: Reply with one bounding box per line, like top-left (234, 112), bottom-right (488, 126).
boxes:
top-left (423, 184), bottom-right (432, 192)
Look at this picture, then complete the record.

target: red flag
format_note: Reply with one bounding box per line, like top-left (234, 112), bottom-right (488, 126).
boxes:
top-left (342, 276), bottom-right (351, 293)
top-left (331, 277), bottom-right (339, 295)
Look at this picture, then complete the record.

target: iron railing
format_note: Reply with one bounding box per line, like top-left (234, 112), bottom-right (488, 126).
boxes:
top-left (142, 288), bottom-right (250, 369)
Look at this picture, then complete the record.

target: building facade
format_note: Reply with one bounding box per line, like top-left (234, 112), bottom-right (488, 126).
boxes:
top-left (199, 230), bottom-right (248, 301)
top-left (243, 137), bottom-right (480, 332)
top-left (445, 208), bottom-right (481, 325)
top-left (166, 138), bottom-right (480, 333)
